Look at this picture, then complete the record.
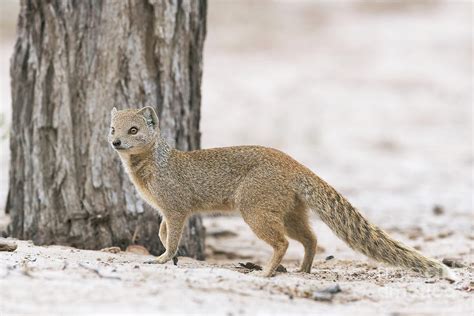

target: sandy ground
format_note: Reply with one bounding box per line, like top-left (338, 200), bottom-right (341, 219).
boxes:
top-left (0, 1), bottom-right (473, 315)
top-left (0, 224), bottom-right (472, 315)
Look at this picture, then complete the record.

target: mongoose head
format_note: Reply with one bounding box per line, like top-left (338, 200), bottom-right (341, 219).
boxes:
top-left (109, 106), bottom-right (160, 155)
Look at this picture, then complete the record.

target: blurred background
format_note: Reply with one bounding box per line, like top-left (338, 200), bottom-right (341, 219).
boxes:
top-left (0, 0), bottom-right (472, 236)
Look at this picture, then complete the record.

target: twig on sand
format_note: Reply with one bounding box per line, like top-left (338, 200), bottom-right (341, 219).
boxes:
top-left (237, 262), bottom-right (287, 273)
top-left (78, 262), bottom-right (121, 280)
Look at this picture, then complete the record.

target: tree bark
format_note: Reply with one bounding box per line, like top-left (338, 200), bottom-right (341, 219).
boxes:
top-left (7, 0), bottom-right (207, 259)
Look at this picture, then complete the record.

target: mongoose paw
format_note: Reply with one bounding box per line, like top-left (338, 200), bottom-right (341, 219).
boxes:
top-left (144, 254), bottom-right (172, 264)
top-left (253, 270), bottom-right (274, 278)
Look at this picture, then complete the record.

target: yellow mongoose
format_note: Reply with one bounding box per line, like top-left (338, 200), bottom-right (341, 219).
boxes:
top-left (109, 106), bottom-right (455, 279)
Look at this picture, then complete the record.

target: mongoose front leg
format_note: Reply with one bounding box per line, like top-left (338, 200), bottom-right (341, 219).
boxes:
top-left (146, 214), bottom-right (186, 264)
top-left (159, 219), bottom-right (168, 246)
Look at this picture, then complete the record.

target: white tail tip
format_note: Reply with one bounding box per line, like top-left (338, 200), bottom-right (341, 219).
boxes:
top-left (442, 266), bottom-right (459, 282)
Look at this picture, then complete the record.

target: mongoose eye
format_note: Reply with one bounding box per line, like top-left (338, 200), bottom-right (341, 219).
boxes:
top-left (129, 127), bottom-right (138, 135)
top-left (110, 127), bottom-right (115, 135)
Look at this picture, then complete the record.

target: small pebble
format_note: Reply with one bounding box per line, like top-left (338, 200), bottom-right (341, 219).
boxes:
top-left (324, 284), bottom-right (342, 294)
top-left (312, 284), bottom-right (342, 302)
top-left (312, 291), bottom-right (333, 301)
top-left (100, 247), bottom-right (121, 254)
top-left (437, 231), bottom-right (454, 239)
top-left (433, 205), bottom-right (444, 215)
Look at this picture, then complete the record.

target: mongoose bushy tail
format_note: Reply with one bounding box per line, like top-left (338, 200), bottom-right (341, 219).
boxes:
top-left (299, 173), bottom-right (455, 279)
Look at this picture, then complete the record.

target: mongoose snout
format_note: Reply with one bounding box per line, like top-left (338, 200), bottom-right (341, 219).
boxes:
top-left (112, 139), bottom-right (122, 148)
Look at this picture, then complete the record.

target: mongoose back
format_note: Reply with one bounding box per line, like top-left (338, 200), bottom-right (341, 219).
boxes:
top-left (109, 106), bottom-right (455, 279)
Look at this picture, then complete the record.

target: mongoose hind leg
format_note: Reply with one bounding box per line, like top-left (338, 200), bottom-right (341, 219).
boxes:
top-left (240, 207), bottom-right (289, 277)
top-left (284, 205), bottom-right (317, 273)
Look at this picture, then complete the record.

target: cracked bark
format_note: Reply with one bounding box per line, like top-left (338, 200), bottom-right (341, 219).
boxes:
top-left (7, 0), bottom-right (207, 259)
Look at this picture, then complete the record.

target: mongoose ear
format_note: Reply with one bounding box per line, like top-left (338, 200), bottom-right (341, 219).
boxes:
top-left (137, 106), bottom-right (159, 128)
top-left (111, 107), bottom-right (118, 116)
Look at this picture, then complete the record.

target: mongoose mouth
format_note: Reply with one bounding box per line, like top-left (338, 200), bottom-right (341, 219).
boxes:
top-left (114, 146), bottom-right (129, 151)
top-left (111, 144), bottom-right (130, 151)
top-left (111, 141), bottom-right (131, 151)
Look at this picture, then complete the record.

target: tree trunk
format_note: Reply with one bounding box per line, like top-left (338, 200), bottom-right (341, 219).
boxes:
top-left (7, 0), bottom-right (207, 259)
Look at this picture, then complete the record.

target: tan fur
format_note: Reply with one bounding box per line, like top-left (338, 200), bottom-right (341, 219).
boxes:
top-left (109, 106), bottom-right (455, 279)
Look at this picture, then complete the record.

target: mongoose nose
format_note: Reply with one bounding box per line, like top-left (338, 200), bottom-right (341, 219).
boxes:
top-left (113, 140), bottom-right (121, 147)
